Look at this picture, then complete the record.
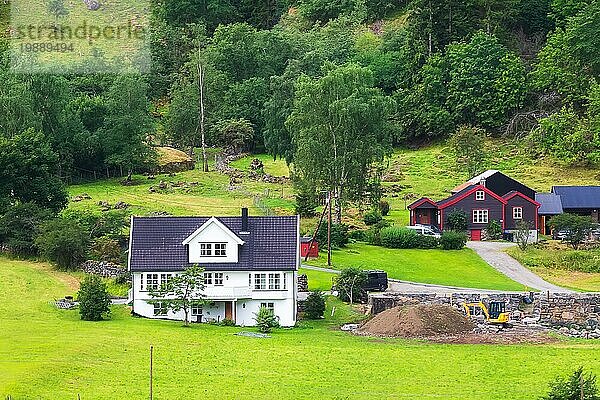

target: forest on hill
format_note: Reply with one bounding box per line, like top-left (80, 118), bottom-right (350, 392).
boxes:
top-left (0, 0), bottom-right (599, 222)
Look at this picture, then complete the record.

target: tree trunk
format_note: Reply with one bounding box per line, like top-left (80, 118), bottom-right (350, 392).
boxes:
top-left (428, 0), bottom-right (433, 56)
top-left (197, 49), bottom-right (209, 173)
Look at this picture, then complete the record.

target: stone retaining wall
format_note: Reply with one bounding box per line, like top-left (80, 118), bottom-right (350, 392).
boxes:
top-left (369, 292), bottom-right (600, 329)
top-left (298, 274), bottom-right (309, 292)
top-left (81, 260), bottom-right (127, 279)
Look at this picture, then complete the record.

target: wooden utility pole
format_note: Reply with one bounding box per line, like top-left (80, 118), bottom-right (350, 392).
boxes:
top-left (327, 191), bottom-right (332, 267)
top-left (149, 345), bottom-right (153, 400)
top-left (196, 48), bottom-right (208, 172)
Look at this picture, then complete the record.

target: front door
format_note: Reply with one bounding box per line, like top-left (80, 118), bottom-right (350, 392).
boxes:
top-left (225, 302), bottom-right (233, 321)
top-left (419, 212), bottom-right (431, 225)
top-left (471, 230), bottom-right (482, 241)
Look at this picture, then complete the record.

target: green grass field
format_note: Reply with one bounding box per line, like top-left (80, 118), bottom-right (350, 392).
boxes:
top-left (306, 242), bottom-right (526, 291)
top-left (507, 245), bottom-right (600, 292)
top-left (3, 257), bottom-right (600, 399)
top-left (298, 267), bottom-right (335, 291)
top-left (68, 168), bottom-right (295, 217)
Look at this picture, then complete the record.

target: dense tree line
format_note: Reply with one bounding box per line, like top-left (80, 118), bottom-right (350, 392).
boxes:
top-left (1, 0), bottom-right (599, 260)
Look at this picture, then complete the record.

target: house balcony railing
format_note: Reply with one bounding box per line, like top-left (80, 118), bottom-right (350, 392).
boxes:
top-left (203, 286), bottom-right (252, 300)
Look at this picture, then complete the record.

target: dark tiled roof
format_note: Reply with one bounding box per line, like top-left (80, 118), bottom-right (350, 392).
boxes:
top-left (552, 186), bottom-right (600, 209)
top-left (408, 197), bottom-right (438, 209)
top-left (437, 185), bottom-right (477, 207)
top-left (129, 216), bottom-right (298, 272)
top-left (536, 193), bottom-right (563, 215)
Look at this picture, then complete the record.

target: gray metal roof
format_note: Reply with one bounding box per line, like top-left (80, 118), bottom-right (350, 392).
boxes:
top-left (552, 186), bottom-right (600, 210)
top-left (129, 216), bottom-right (299, 272)
top-left (535, 193), bottom-right (563, 215)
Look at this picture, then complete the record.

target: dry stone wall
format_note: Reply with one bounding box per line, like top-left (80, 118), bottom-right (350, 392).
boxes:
top-left (369, 292), bottom-right (600, 331)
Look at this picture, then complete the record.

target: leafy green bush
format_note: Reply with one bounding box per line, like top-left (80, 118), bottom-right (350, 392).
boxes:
top-left (335, 267), bottom-right (368, 304)
top-left (304, 290), bottom-right (326, 319)
top-left (363, 209), bottom-right (382, 226)
top-left (316, 223), bottom-right (349, 248)
top-left (440, 231), bottom-right (468, 250)
top-left (541, 367), bottom-right (598, 400)
top-left (78, 274), bottom-right (111, 321)
top-left (90, 235), bottom-right (123, 264)
top-left (219, 318), bottom-right (236, 327)
top-left (486, 220), bottom-right (503, 240)
top-left (417, 235), bottom-right (440, 249)
top-left (348, 229), bottom-right (367, 242)
top-left (445, 209), bottom-right (468, 232)
top-left (254, 307), bottom-right (280, 333)
top-left (380, 227), bottom-right (420, 249)
top-left (0, 202), bottom-right (52, 256)
top-left (550, 213), bottom-right (596, 249)
top-left (378, 200), bottom-right (390, 216)
top-left (35, 218), bottom-right (89, 270)
top-left (114, 273), bottom-right (130, 285)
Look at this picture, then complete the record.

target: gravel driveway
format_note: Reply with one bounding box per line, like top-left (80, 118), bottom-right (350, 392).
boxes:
top-left (466, 241), bottom-right (572, 293)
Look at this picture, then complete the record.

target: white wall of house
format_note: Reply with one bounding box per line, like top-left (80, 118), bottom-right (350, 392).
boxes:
top-left (130, 270), bottom-right (296, 326)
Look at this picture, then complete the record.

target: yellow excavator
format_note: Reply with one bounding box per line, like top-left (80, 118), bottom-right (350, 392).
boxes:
top-left (462, 301), bottom-right (510, 327)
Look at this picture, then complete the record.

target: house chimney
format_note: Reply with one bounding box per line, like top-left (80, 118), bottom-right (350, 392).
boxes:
top-left (241, 208), bottom-right (249, 232)
top-left (480, 178), bottom-right (486, 187)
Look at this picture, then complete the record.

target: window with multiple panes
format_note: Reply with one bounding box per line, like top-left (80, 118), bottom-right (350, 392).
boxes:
top-left (200, 243), bottom-right (212, 256)
top-left (260, 302), bottom-right (275, 313)
top-left (214, 273), bottom-right (224, 285)
top-left (473, 209), bottom-right (489, 224)
top-left (191, 304), bottom-right (203, 316)
top-left (475, 191), bottom-right (485, 201)
top-left (146, 273), bottom-right (159, 291)
top-left (153, 302), bottom-right (167, 316)
top-left (268, 273), bottom-right (281, 290)
top-left (254, 273), bottom-right (267, 290)
top-left (513, 207), bottom-right (523, 220)
top-left (160, 273), bottom-right (172, 288)
top-left (204, 272), bottom-right (213, 285)
top-left (214, 243), bottom-right (226, 257)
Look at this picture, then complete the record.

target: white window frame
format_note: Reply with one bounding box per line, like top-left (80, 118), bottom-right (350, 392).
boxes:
top-left (254, 273), bottom-right (267, 290)
top-left (146, 273), bottom-right (159, 291)
top-left (513, 207), bottom-right (523, 220)
top-left (214, 272), bottom-right (224, 286)
top-left (191, 304), bottom-right (203, 316)
top-left (153, 302), bottom-right (167, 316)
top-left (200, 243), bottom-right (212, 256)
top-left (268, 273), bottom-right (281, 290)
top-left (472, 209), bottom-right (489, 224)
top-left (260, 302), bottom-right (275, 313)
top-left (214, 243), bottom-right (227, 257)
top-left (475, 190), bottom-right (485, 201)
top-left (160, 273), bottom-right (172, 288)
top-left (204, 272), bottom-right (213, 285)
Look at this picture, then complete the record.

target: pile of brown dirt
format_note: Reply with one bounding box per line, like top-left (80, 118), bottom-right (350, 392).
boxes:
top-left (357, 304), bottom-right (475, 338)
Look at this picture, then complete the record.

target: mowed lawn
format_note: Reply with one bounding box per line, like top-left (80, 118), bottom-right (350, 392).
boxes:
top-left (306, 242), bottom-right (525, 291)
top-left (2, 258), bottom-right (600, 399)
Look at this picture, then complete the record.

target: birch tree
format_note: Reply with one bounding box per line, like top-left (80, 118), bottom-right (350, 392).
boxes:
top-left (286, 63), bottom-right (392, 223)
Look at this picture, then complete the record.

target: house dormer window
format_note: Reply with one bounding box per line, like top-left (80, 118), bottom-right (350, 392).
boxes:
top-left (199, 243), bottom-right (227, 257)
top-left (214, 243), bottom-right (226, 257)
top-left (513, 207), bottom-right (523, 219)
top-left (200, 243), bottom-right (212, 256)
top-left (475, 190), bottom-right (485, 201)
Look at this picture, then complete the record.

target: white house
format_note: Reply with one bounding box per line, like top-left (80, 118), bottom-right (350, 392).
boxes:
top-left (127, 208), bottom-right (299, 326)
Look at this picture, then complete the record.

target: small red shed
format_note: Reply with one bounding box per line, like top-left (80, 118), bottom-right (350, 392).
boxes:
top-left (300, 237), bottom-right (319, 258)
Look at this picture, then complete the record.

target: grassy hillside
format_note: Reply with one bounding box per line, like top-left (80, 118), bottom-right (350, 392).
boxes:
top-left (2, 257), bottom-right (600, 399)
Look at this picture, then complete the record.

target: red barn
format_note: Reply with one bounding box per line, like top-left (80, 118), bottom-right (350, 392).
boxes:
top-left (300, 237), bottom-right (319, 258)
